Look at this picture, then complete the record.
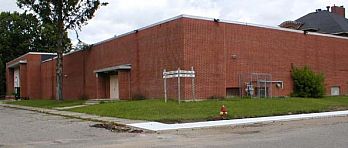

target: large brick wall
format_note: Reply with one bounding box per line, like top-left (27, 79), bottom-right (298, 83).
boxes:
top-left (82, 18), bottom-right (185, 99)
top-left (182, 18), bottom-right (348, 99)
top-left (7, 16), bottom-right (348, 100)
top-left (40, 59), bottom-right (55, 99)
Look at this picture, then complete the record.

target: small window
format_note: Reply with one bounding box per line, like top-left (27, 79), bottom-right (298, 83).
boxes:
top-left (331, 86), bottom-right (340, 96)
top-left (226, 87), bottom-right (240, 98)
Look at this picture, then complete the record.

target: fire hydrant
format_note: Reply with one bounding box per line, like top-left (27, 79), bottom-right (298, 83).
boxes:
top-left (220, 105), bottom-right (228, 119)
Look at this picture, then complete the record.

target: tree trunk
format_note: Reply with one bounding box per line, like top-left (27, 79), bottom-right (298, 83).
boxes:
top-left (56, 0), bottom-right (64, 101)
top-left (56, 50), bottom-right (63, 101)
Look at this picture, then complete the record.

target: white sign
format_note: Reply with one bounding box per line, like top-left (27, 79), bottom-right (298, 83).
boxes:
top-left (163, 67), bottom-right (196, 103)
top-left (163, 70), bottom-right (195, 78)
top-left (178, 70), bottom-right (195, 74)
top-left (163, 73), bottom-right (195, 78)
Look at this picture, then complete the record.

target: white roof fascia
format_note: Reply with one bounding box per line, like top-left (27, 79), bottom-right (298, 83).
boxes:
top-left (7, 60), bottom-right (27, 68)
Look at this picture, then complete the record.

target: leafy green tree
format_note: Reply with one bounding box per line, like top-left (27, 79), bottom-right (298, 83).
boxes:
top-left (291, 66), bottom-right (325, 98)
top-left (0, 12), bottom-right (41, 62)
top-left (0, 11), bottom-right (63, 97)
top-left (0, 57), bottom-right (4, 98)
top-left (17, 0), bottom-right (108, 100)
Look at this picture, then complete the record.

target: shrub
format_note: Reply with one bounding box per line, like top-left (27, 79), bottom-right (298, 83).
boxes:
top-left (132, 94), bottom-right (146, 100)
top-left (208, 96), bottom-right (224, 100)
top-left (78, 95), bottom-right (89, 100)
top-left (291, 66), bottom-right (325, 98)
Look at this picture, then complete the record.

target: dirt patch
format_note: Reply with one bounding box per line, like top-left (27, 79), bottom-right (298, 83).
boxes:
top-left (329, 106), bottom-right (348, 111)
top-left (90, 123), bottom-right (144, 133)
top-left (232, 130), bottom-right (261, 135)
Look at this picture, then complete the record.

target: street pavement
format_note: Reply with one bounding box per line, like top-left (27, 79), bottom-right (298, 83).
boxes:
top-left (1, 106), bottom-right (348, 148)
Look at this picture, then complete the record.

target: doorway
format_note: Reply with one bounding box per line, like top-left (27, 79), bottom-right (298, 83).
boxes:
top-left (110, 75), bottom-right (119, 99)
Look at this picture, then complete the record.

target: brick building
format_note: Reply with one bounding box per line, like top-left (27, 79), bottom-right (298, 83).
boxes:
top-left (6, 7), bottom-right (348, 100)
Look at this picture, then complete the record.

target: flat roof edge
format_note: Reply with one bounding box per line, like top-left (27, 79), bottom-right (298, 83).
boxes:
top-left (93, 15), bottom-right (185, 46)
top-left (7, 60), bottom-right (27, 68)
top-left (182, 14), bottom-right (348, 40)
top-left (92, 14), bottom-right (348, 47)
top-left (7, 52), bottom-right (56, 66)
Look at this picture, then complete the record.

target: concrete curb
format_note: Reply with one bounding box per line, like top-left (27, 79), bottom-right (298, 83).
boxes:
top-left (0, 104), bottom-right (148, 131)
top-left (128, 110), bottom-right (348, 132)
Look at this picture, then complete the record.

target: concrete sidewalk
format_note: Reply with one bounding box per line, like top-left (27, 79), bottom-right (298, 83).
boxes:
top-left (128, 110), bottom-right (348, 131)
top-left (0, 104), bottom-right (145, 125)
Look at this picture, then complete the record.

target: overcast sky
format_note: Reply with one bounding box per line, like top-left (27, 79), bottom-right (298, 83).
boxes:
top-left (1, 0), bottom-right (347, 44)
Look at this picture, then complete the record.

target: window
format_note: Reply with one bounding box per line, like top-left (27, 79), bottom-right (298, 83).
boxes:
top-left (226, 87), bottom-right (240, 98)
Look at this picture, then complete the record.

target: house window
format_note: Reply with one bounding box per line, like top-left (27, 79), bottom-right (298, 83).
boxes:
top-left (226, 87), bottom-right (240, 98)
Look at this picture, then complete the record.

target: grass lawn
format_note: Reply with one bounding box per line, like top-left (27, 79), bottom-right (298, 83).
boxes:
top-left (67, 97), bottom-right (348, 123)
top-left (7, 100), bottom-right (85, 109)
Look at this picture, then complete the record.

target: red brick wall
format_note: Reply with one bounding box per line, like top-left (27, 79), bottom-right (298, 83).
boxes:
top-left (8, 17), bottom-right (348, 100)
top-left (26, 55), bottom-right (42, 99)
top-left (19, 64), bottom-right (27, 98)
top-left (82, 18), bottom-right (185, 99)
top-left (118, 70), bottom-right (130, 99)
top-left (40, 59), bottom-right (56, 99)
top-left (62, 51), bottom-right (86, 99)
top-left (183, 19), bottom-right (226, 99)
top-left (182, 18), bottom-right (348, 98)
top-left (6, 67), bottom-right (14, 96)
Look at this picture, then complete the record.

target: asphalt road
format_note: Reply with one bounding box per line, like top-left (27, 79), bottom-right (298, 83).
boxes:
top-left (1, 106), bottom-right (348, 148)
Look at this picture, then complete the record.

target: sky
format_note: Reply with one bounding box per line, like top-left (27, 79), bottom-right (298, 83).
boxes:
top-left (1, 0), bottom-right (348, 45)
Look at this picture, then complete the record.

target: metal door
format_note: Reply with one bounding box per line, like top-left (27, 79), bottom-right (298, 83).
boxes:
top-left (109, 75), bottom-right (119, 99)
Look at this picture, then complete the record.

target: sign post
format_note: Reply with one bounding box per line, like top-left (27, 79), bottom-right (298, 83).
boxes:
top-left (191, 66), bottom-right (195, 101)
top-left (163, 67), bottom-right (196, 103)
top-left (163, 69), bottom-right (167, 103)
top-left (178, 68), bottom-right (181, 104)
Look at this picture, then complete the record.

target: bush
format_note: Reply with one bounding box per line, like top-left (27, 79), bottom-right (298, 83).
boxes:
top-left (208, 96), bottom-right (224, 100)
top-left (78, 95), bottom-right (89, 100)
top-left (291, 66), bottom-right (325, 98)
top-left (132, 94), bottom-right (146, 100)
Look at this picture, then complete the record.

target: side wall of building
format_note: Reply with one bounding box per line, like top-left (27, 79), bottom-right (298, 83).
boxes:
top-left (8, 17), bottom-right (348, 100)
top-left (82, 18), bottom-right (185, 99)
top-left (182, 18), bottom-right (348, 98)
top-left (38, 18), bottom-right (186, 100)
top-left (40, 59), bottom-right (56, 99)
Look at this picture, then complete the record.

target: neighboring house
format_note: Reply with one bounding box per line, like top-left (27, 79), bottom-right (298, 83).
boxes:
top-left (6, 5), bottom-right (348, 100)
top-left (280, 5), bottom-right (348, 37)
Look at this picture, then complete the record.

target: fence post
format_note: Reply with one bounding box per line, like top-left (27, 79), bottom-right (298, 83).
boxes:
top-left (163, 69), bottom-right (167, 103)
top-left (178, 67), bottom-right (181, 104)
top-left (191, 66), bottom-right (195, 101)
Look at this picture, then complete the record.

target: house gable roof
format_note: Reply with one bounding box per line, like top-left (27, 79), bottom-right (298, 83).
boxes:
top-left (295, 10), bottom-right (348, 35)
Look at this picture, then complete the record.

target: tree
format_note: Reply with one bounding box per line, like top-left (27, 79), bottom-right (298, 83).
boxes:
top-left (291, 66), bottom-right (325, 98)
top-left (0, 11), bottom-right (61, 97)
top-left (0, 57), bottom-right (4, 98)
top-left (17, 0), bottom-right (108, 100)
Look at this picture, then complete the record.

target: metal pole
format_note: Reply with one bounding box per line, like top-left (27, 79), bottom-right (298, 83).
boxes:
top-left (164, 69), bottom-right (167, 103)
top-left (96, 73), bottom-right (99, 99)
top-left (250, 74), bottom-right (253, 98)
top-left (191, 66), bottom-right (195, 101)
top-left (178, 68), bottom-right (181, 104)
top-left (270, 74), bottom-right (272, 99)
top-left (265, 79), bottom-right (267, 98)
top-left (257, 74), bottom-right (260, 98)
top-left (239, 74), bottom-right (242, 99)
